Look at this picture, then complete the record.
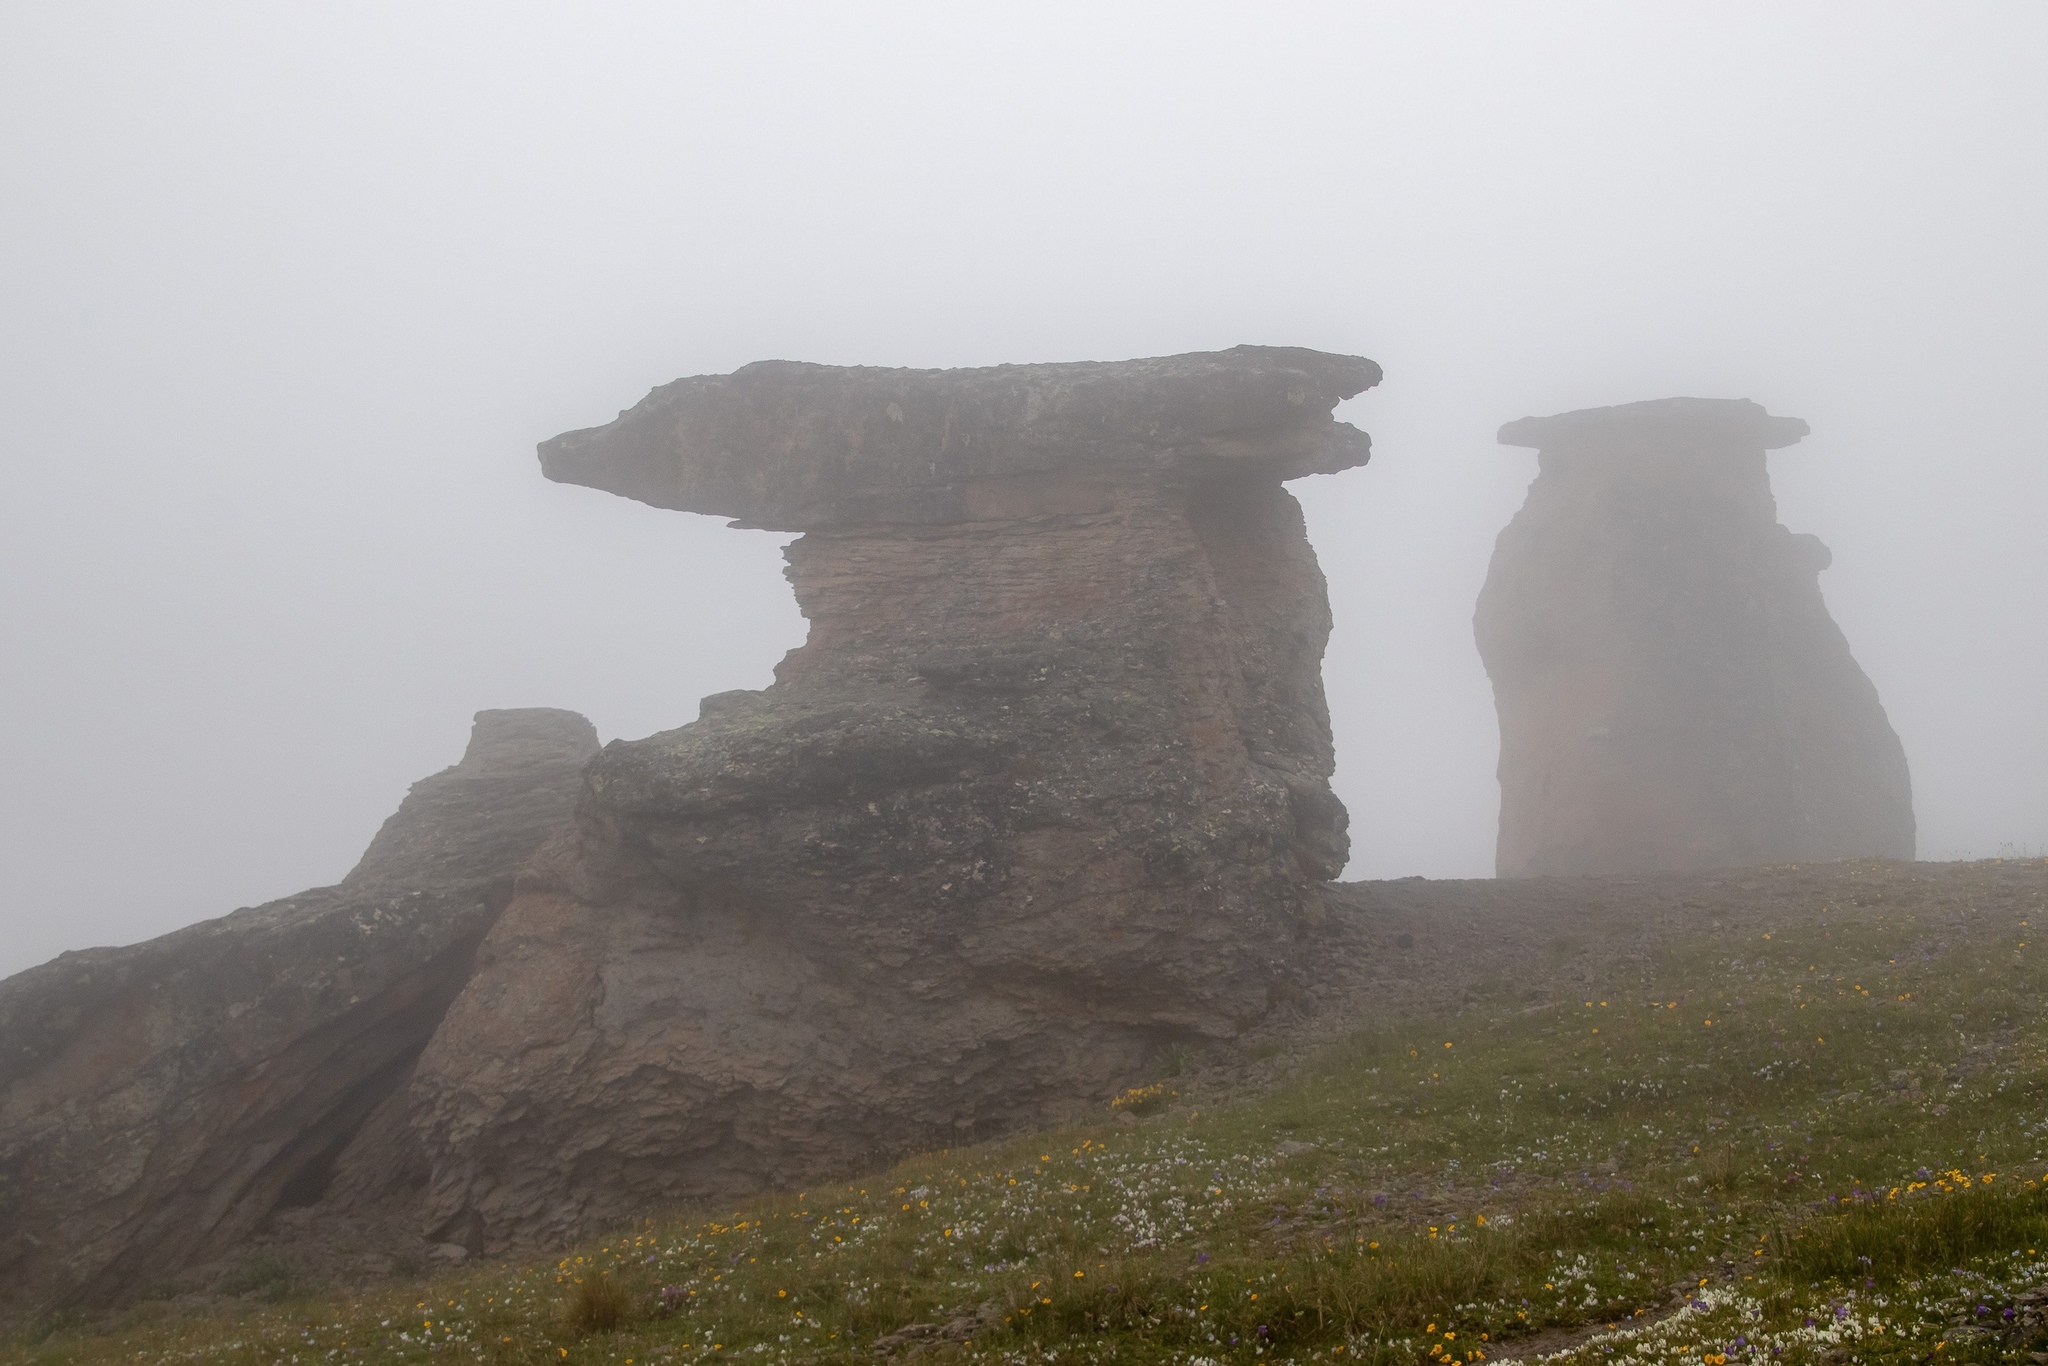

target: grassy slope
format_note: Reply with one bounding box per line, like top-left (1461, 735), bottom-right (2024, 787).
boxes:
top-left (12, 862), bottom-right (2048, 1366)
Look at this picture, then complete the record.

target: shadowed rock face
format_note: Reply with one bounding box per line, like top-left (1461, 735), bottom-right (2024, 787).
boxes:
top-left (411, 346), bottom-right (1378, 1253)
top-left (0, 709), bottom-right (597, 1322)
top-left (1475, 397), bottom-right (1914, 877)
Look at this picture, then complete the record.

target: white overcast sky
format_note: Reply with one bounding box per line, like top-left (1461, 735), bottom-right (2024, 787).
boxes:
top-left (3, 3), bottom-right (2044, 977)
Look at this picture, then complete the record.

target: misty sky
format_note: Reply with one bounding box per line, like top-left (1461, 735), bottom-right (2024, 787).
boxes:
top-left (3, 3), bottom-right (2044, 978)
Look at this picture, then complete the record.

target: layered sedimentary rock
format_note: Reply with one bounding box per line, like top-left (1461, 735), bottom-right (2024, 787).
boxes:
top-left (1474, 397), bottom-right (1914, 877)
top-left (410, 346), bottom-right (1378, 1253)
top-left (0, 709), bottom-right (597, 1320)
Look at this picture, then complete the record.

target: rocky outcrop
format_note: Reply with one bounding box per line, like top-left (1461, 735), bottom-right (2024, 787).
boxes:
top-left (409, 346), bottom-right (1379, 1254)
top-left (1474, 397), bottom-right (1914, 877)
top-left (0, 709), bottom-right (598, 1321)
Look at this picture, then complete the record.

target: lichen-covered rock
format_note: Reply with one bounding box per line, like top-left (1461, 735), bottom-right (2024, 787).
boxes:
top-left (0, 709), bottom-right (597, 1321)
top-left (1475, 397), bottom-right (1914, 876)
top-left (410, 346), bottom-right (1378, 1253)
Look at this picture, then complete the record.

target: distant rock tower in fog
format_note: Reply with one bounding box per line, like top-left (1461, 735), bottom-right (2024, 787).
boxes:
top-left (1474, 397), bottom-right (1914, 877)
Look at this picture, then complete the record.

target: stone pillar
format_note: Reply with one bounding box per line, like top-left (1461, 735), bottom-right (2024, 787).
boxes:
top-left (408, 347), bottom-right (1378, 1253)
top-left (1475, 397), bottom-right (1913, 877)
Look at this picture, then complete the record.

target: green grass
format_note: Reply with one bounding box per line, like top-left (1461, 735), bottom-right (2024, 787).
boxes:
top-left (1774, 1183), bottom-right (2048, 1287)
top-left (12, 882), bottom-right (2048, 1364)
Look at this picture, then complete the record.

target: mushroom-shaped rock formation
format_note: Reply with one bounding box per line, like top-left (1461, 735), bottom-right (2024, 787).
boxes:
top-left (0, 709), bottom-right (598, 1324)
top-left (409, 346), bottom-right (1379, 1254)
top-left (1475, 397), bottom-right (1914, 877)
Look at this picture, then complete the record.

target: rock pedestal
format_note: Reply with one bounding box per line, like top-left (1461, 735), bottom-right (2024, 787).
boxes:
top-left (1474, 397), bottom-right (1914, 877)
top-left (0, 709), bottom-right (598, 1321)
top-left (409, 346), bottom-right (1378, 1253)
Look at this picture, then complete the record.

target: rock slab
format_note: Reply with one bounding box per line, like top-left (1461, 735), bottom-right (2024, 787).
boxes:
top-left (1474, 397), bottom-right (1913, 876)
top-left (410, 346), bottom-right (1379, 1253)
top-left (0, 709), bottom-right (597, 1321)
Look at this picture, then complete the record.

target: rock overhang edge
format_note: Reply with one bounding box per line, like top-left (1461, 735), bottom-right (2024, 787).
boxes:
top-left (1497, 396), bottom-right (1810, 452)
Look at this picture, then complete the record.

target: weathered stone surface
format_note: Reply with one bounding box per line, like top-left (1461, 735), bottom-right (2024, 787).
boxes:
top-left (410, 346), bottom-right (1378, 1253)
top-left (0, 709), bottom-right (597, 1321)
top-left (538, 347), bottom-right (1375, 530)
top-left (1475, 397), bottom-right (1914, 876)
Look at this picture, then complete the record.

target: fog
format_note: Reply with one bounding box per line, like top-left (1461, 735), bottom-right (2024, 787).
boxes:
top-left (2, 3), bottom-right (2043, 978)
